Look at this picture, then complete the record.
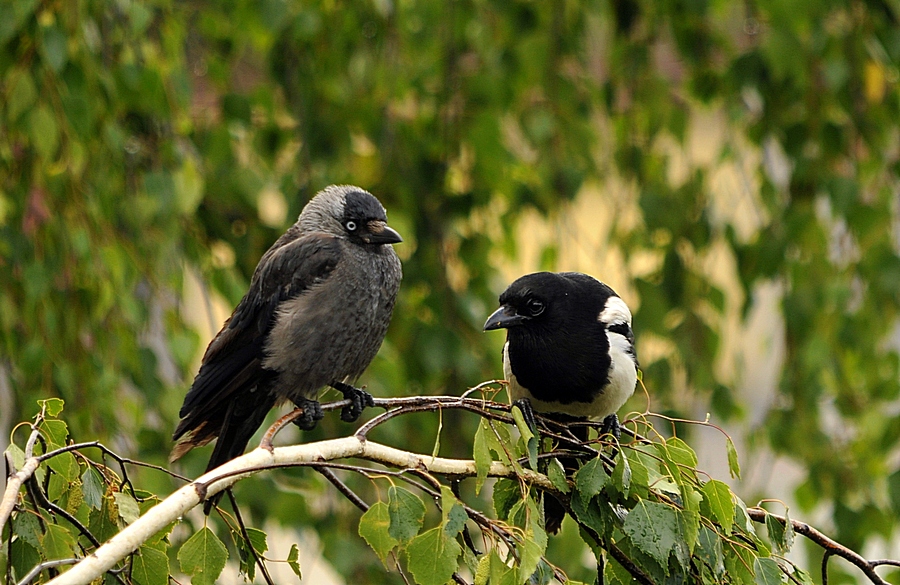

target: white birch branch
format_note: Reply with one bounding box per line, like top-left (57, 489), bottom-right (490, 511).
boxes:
top-left (45, 435), bottom-right (549, 585)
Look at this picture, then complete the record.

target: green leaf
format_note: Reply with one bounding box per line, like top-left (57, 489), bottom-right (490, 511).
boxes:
top-left (475, 550), bottom-right (518, 585)
top-left (697, 525), bottom-right (725, 578)
top-left (624, 449), bottom-right (651, 498)
top-left (547, 458), bottom-right (570, 494)
top-left (726, 436), bottom-right (742, 479)
top-left (484, 419), bottom-right (515, 468)
top-left (82, 467), bottom-right (104, 510)
top-left (177, 527), bottom-right (228, 585)
top-left (511, 404), bottom-right (538, 469)
top-left (605, 556), bottom-right (635, 585)
top-left (664, 437), bottom-right (698, 468)
top-left (440, 486), bottom-right (468, 537)
top-left (725, 538), bottom-right (758, 583)
top-left (622, 499), bottom-right (679, 568)
top-left (406, 526), bottom-right (462, 585)
top-left (9, 537), bottom-right (40, 582)
top-left (236, 526), bottom-right (268, 581)
top-left (13, 512), bottom-right (43, 548)
top-left (244, 527), bottom-right (268, 555)
top-left (702, 479), bottom-right (734, 535)
top-left (473, 419), bottom-right (492, 495)
top-left (7, 68), bottom-right (36, 122)
top-left (173, 157), bottom-right (205, 214)
top-left (519, 517), bottom-right (548, 579)
top-left (40, 24), bottom-right (68, 72)
top-left (674, 509), bottom-right (700, 570)
top-left (47, 451), bottom-right (79, 482)
top-left (29, 105), bottom-right (59, 159)
top-left (765, 510), bottom-right (795, 554)
top-left (5, 443), bottom-right (25, 471)
top-left (493, 478), bottom-right (521, 520)
top-left (754, 557), bottom-right (785, 585)
top-left (388, 486), bottom-right (426, 543)
top-left (287, 544), bottom-right (302, 578)
top-left (114, 491), bottom-right (141, 524)
top-left (131, 545), bottom-right (169, 585)
top-left (89, 496), bottom-right (120, 543)
top-left (38, 397), bottom-right (65, 417)
top-left (40, 419), bottom-right (69, 449)
top-left (359, 501), bottom-right (398, 564)
top-left (574, 456), bottom-right (608, 502)
top-left (570, 489), bottom-right (611, 536)
top-left (41, 523), bottom-right (76, 560)
top-left (611, 450), bottom-right (632, 497)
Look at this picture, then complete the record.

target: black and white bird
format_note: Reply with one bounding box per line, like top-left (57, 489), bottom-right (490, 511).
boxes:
top-left (484, 271), bottom-right (638, 532)
top-left (172, 186), bottom-right (402, 491)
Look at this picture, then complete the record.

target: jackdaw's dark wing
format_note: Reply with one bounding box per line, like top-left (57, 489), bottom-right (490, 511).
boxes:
top-left (171, 232), bottom-right (341, 462)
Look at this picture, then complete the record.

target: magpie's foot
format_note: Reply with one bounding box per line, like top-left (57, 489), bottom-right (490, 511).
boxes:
top-left (512, 398), bottom-right (538, 435)
top-left (599, 413), bottom-right (621, 440)
top-left (332, 381), bottom-right (375, 422)
top-left (292, 398), bottom-right (325, 431)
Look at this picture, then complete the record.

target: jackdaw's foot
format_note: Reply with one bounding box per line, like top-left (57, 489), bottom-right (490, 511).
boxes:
top-left (332, 381), bottom-right (375, 422)
top-left (599, 413), bottom-right (621, 440)
top-left (512, 398), bottom-right (538, 435)
top-left (292, 397), bottom-right (325, 431)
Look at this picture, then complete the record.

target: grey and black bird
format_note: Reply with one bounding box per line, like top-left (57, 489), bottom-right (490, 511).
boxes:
top-left (171, 185), bottom-right (402, 492)
top-left (484, 271), bottom-right (638, 532)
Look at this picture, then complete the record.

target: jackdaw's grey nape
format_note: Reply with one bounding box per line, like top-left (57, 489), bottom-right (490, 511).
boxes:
top-left (171, 185), bottom-right (402, 510)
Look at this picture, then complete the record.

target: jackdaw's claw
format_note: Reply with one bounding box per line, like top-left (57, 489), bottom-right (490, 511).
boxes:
top-left (599, 413), bottom-right (621, 440)
top-left (292, 398), bottom-right (325, 431)
top-left (332, 382), bottom-right (375, 422)
top-left (512, 398), bottom-right (538, 435)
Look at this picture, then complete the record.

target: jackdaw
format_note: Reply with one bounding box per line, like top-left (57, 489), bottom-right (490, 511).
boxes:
top-left (172, 185), bottom-right (403, 486)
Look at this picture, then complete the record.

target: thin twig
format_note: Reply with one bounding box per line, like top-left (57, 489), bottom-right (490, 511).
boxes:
top-left (224, 490), bottom-right (275, 585)
top-left (316, 467), bottom-right (370, 512)
top-left (38, 441), bottom-right (191, 483)
top-left (15, 558), bottom-right (79, 585)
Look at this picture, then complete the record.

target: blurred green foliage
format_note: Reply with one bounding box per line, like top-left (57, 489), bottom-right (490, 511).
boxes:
top-left (2, 0), bottom-right (900, 581)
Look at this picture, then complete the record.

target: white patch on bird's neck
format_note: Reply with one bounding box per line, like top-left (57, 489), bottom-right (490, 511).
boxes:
top-left (598, 296), bottom-right (631, 326)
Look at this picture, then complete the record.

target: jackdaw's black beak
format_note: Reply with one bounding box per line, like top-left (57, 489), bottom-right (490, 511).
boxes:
top-left (363, 221), bottom-right (403, 245)
top-left (484, 305), bottom-right (528, 331)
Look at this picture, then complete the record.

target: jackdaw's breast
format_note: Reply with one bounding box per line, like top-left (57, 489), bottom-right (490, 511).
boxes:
top-left (264, 241), bottom-right (401, 400)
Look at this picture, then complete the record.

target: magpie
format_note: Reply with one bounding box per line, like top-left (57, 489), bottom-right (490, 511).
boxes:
top-left (484, 271), bottom-right (638, 532)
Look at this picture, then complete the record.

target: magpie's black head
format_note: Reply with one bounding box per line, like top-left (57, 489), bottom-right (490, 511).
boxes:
top-left (298, 185), bottom-right (403, 246)
top-left (484, 272), bottom-right (618, 333)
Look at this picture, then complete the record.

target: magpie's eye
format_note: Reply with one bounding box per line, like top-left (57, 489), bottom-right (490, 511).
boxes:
top-left (345, 220), bottom-right (358, 231)
top-left (526, 299), bottom-right (545, 316)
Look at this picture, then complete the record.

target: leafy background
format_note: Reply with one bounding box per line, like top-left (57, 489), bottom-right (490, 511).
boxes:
top-left (2, 0), bottom-right (900, 582)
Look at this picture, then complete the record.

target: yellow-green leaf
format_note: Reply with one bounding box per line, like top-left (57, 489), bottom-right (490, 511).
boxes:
top-left (177, 527), bottom-right (228, 585)
top-left (388, 486), bottom-right (425, 543)
top-left (702, 480), bottom-right (734, 535)
top-left (406, 526), bottom-right (462, 585)
top-left (359, 501), bottom-right (398, 565)
top-left (473, 418), bottom-right (492, 494)
top-left (131, 545), bottom-right (169, 585)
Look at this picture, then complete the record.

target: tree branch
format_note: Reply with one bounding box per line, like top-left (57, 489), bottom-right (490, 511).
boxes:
top-left (747, 508), bottom-right (890, 585)
top-left (44, 435), bottom-right (551, 585)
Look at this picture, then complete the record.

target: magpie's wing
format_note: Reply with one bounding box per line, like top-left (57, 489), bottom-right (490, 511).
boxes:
top-left (171, 232), bottom-right (342, 459)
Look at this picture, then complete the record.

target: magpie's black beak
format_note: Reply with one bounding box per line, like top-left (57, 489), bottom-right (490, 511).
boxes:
top-left (484, 305), bottom-right (528, 331)
top-left (362, 221), bottom-right (403, 245)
